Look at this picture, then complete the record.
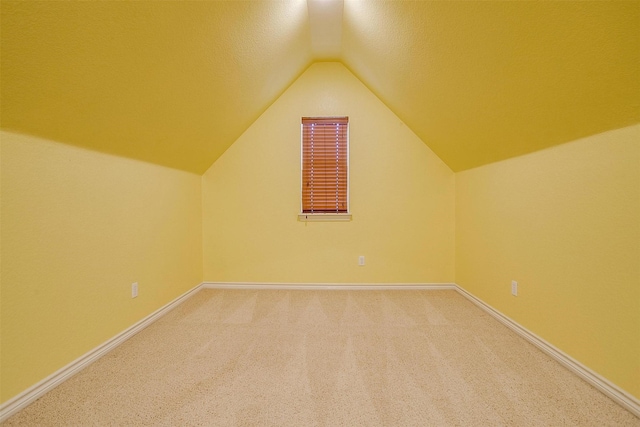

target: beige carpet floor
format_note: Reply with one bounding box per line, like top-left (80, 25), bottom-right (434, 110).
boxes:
top-left (3, 289), bottom-right (639, 426)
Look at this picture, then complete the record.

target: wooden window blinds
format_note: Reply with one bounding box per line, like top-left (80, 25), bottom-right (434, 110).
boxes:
top-left (301, 117), bottom-right (349, 213)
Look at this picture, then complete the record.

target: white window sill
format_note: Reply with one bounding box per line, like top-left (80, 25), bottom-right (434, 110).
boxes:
top-left (298, 213), bottom-right (352, 222)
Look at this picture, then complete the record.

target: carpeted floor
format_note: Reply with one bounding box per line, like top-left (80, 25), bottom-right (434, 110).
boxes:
top-left (3, 289), bottom-right (639, 426)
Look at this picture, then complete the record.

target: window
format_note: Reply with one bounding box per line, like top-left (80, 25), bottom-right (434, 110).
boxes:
top-left (300, 117), bottom-right (350, 220)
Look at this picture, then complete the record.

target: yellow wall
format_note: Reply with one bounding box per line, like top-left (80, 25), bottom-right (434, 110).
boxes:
top-left (2, 58), bottom-right (636, 408)
top-left (455, 125), bottom-right (640, 398)
top-left (0, 131), bottom-right (203, 403)
top-left (202, 62), bottom-right (455, 283)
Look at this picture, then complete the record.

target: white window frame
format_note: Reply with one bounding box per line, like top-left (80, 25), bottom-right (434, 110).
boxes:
top-left (298, 117), bottom-right (351, 222)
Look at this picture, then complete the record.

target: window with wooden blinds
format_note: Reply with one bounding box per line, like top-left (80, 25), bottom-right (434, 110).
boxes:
top-left (301, 117), bottom-right (349, 214)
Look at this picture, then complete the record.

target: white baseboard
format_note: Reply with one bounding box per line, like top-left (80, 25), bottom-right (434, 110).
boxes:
top-left (3, 282), bottom-right (637, 421)
top-left (455, 285), bottom-right (640, 418)
top-left (202, 282), bottom-right (457, 290)
top-left (0, 283), bottom-right (204, 423)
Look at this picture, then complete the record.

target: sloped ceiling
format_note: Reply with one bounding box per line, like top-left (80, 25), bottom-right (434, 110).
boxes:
top-left (1, 1), bottom-right (638, 174)
top-left (341, 1), bottom-right (640, 171)
top-left (0, 1), bottom-right (312, 173)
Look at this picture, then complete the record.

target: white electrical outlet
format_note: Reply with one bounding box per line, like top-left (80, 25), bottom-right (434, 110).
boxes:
top-left (132, 282), bottom-right (138, 298)
top-left (358, 256), bottom-right (365, 266)
top-left (511, 280), bottom-right (518, 296)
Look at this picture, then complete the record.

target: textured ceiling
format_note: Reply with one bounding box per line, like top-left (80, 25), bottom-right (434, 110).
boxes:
top-left (1, 1), bottom-right (638, 174)
top-left (342, 1), bottom-right (640, 171)
top-left (0, 1), bottom-right (312, 173)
